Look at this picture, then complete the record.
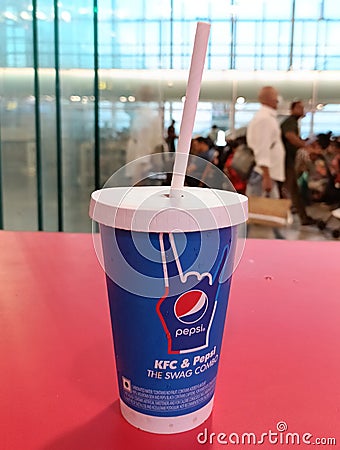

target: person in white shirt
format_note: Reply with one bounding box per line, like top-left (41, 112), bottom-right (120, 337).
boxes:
top-left (246, 86), bottom-right (285, 198)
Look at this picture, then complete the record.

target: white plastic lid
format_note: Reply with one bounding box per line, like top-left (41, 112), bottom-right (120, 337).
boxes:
top-left (89, 186), bottom-right (248, 233)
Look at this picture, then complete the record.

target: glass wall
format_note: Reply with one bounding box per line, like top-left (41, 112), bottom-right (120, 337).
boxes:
top-left (2, 0), bottom-right (340, 71)
top-left (1, 0), bottom-right (340, 231)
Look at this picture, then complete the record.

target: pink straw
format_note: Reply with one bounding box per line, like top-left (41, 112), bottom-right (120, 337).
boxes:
top-left (170, 22), bottom-right (211, 198)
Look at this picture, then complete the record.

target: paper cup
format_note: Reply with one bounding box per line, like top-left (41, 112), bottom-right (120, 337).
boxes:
top-left (90, 186), bottom-right (248, 433)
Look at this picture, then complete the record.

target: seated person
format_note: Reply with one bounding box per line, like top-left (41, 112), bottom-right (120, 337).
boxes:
top-left (223, 138), bottom-right (248, 195)
top-left (185, 137), bottom-right (215, 187)
top-left (296, 137), bottom-right (340, 204)
top-left (325, 139), bottom-right (340, 203)
top-left (326, 139), bottom-right (340, 185)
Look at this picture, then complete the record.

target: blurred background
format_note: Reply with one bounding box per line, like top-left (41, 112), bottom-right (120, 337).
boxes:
top-left (0, 0), bottom-right (339, 232)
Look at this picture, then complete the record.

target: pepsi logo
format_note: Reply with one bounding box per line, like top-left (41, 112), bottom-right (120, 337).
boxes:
top-left (174, 290), bottom-right (208, 324)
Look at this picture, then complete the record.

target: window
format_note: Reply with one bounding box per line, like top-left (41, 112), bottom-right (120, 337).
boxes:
top-left (295, 0), bottom-right (322, 19)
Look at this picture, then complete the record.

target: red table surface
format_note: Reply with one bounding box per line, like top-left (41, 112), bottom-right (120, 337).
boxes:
top-left (1, 231), bottom-right (339, 450)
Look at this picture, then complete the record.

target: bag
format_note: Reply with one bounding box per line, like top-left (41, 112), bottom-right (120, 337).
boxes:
top-left (248, 196), bottom-right (293, 227)
top-left (230, 144), bottom-right (255, 180)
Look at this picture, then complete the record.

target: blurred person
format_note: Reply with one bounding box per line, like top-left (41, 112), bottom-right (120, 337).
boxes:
top-left (320, 132), bottom-right (337, 169)
top-left (186, 137), bottom-right (215, 187)
top-left (166, 119), bottom-right (178, 152)
top-left (281, 101), bottom-right (316, 225)
top-left (223, 138), bottom-right (247, 195)
top-left (199, 148), bottom-right (226, 189)
top-left (295, 137), bottom-right (340, 204)
top-left (214, 130), bottom-right (229, 171)
top-left (312, 135), bottom-right (340, 204)
top-left (208, 124), bottom-right (219, 144)
top-left (295, 140), bottom-right (323, 205)
top-left (329, 139), bottom-right (340, 185)
top-left (246, 86), bottom-right (285, 199)
top-left (125, 103), bottom-right (164, 185)
top-left (316, 132), bottom-right (332, 152)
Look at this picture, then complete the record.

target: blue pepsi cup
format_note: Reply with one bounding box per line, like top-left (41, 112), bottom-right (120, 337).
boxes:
top-left (90, 186), bottom-right (247, 433)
